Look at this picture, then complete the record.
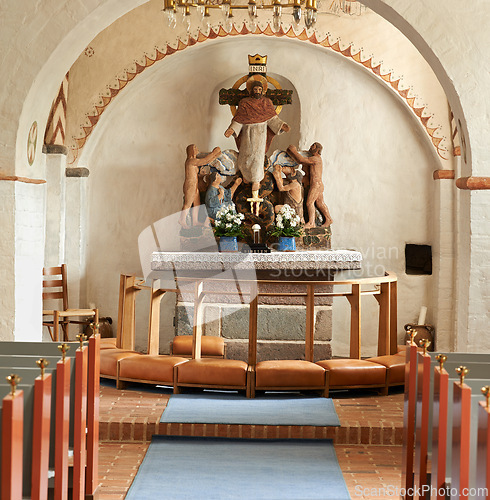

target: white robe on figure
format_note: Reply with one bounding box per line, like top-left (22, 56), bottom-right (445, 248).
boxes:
top-left (228, 114), bottom-right (286, 184)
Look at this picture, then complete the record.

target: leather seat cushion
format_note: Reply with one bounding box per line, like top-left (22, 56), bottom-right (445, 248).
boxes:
top-left (255, 360), bottom-right (325, 388)
top-left (118, 355), bottom-right (188, 382)
top-left (100, 349), bottom-right (141, 376)
top-left (316, 359), bottom-right (386, 386)
top-left (100, 338), bottom-right (117, 349)
top-left (172, 335), bottom-right (225, 357)
top-left (367, 353), bottom-right (405, 384)
top-left (177, 359), bottom-right (247, 387)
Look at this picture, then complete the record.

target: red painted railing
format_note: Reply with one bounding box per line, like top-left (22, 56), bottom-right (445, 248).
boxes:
top-left (403, 344), bottom-right (490, 499)
top-left (0, 335), bottom-right (100, 499)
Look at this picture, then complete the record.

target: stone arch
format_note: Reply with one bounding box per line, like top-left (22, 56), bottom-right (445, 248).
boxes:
top-left (68, 22), bottom-right (450, 166)
top-left (359, 0), bottom-right (470, 173)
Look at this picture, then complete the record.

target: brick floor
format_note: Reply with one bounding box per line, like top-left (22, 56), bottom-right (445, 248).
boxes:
top-left (98, 380), bottom-right (404, 499)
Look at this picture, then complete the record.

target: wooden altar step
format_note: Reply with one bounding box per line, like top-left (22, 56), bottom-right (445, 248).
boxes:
top-left (98, 381), bottom-right (404, 445)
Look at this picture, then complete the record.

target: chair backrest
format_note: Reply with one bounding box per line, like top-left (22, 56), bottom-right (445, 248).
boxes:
top-left (42, 264), bottom-right (69, 311)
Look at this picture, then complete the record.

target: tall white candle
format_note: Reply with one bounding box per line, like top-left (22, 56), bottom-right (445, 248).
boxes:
top-left (418, 306), bottom-right (427, 325)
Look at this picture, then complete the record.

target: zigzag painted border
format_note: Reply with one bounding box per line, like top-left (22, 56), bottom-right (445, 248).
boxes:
top-left (45, 74), bottom-right (69, 146)
top-left (69, 23), bottom-right (449, 164)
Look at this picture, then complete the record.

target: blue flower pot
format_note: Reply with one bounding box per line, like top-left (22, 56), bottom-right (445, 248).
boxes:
top-left (277, 236), bottom-right (296, 251)
top-left (219, 236), bottom-right (238, 252)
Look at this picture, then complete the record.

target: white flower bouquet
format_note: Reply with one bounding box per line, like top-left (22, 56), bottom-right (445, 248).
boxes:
top-left (270, 204), bottom-right (303, 238)
top-left (213, 203), bottom-right (245, 238)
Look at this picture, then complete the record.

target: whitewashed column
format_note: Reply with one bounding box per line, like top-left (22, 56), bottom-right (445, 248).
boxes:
top-left (65, 167), bottom-right (89, 310)
top-left (43, 144), bottom-right (67, 268)
top-left (431, 170), bottom-right (456, 351)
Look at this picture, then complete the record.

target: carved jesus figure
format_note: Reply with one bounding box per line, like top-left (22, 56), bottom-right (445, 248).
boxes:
top-left (225, 78), bottom-right (290, 211)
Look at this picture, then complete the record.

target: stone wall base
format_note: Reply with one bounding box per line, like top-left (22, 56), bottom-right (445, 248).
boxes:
top-left (174, 302), bottom-right (332, 361)
top-left (225, 339), bottom-right (332, 363)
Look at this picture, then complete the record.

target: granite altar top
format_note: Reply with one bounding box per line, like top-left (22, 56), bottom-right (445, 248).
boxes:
top-left (151, 250), bottom-right (362, 270)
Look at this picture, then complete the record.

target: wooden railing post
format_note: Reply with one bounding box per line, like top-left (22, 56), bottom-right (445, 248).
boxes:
top-left (389, 280), bottom-right (398, 355)
top-left (477, 394), bottom-right (490, 499)
top-left (72, 344), bottom-right (88, 500)
top-left (451, 377), bottom-right (472, 500)
top-left (305, 284), bottom-right (315, 362)
top-left (402, 341), bottom-right (418, 498)
top-left (248, 281), bottom-right (259, 368)
top-left (347, 283), bottom-right (361, 359)
top-left (31, 372), bottom-right (52, 500)
top-left (86, 334), bottom-right (100, 497)
top-left (116, 275), bottom-right (139, 351)
top-left (192, 281), bottom-right (204, 360)
top-left (147, 280), bottom-right (166, 356)
top-left (431, 362), bottom-right (449, 499)
top-left (414, 348), bottom-right (431, 494)
top-left (1, 388), bottom-right (24, 500)
top-left (54, 355), bottom-right (71, 500)
top-left (375, 282), bottom-right (390, 356)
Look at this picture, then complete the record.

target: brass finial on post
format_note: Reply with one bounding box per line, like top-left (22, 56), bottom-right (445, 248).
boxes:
top-left (482, 386), bottom-right (490, 409)
top-left (456, 366), bottom-right (469, 385)
top-left (6, 374), bottom-right (21, 396)
top-left (435, 354), bottom-right (447, 371)
top-left (36, 358), bottom-right (50, 379)
top-left (409, 328), bottom-right (416, 344)
top-left (419, 338), bottom-right (431, 355)
top-left (89, 322), bottom-right (100, 336)
top-left (58, 343), bottom-right (70, 362)
top-left (76, 334), bottom-right (87, 349)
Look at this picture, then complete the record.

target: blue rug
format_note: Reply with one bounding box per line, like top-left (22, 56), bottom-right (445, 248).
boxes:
top-left (160, 393), bottom-right (340, 426)
top-left (126, 436), bottom-right (350, 500)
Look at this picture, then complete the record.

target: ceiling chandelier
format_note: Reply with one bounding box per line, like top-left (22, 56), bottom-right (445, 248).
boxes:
top-left (162, 0), bottom-right (365, 33)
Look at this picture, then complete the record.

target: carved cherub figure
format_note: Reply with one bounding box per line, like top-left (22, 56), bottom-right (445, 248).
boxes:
top-left (179, 144), bottom-right (221, 227)
top-left (286, 143), bottom-right (332, 228)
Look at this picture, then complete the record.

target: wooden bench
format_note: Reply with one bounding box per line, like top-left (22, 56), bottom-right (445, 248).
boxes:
top-left (402, 344), bottom-right (490, 498)
top-left (0, 335), bottom-right (100, 499)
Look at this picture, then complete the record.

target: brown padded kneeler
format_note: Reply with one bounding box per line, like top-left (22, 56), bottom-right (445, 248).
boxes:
top-left (367, 353), bottom-right (405, 385)
top-left (255, 360), bottom-right (326, 388)
top-left (176, 358), bottom-right (248, 386)
top-left (118, 355), bottom-right (188, 382)
top-left (100, 349), bottom-right (141, 377)
top-left (315, 359), bottom-right (386, 386)
top-left (171, 335), bottom-right (225, 357)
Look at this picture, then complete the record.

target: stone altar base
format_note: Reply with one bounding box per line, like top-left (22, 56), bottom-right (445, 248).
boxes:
top-left (175, 303), bottom-right (332, 362)
top-left (152, 249), bottom-right (362, 361)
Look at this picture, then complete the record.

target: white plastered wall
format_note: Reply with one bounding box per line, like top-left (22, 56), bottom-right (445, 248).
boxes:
top-left (77, 37), bottom-right (440, 355)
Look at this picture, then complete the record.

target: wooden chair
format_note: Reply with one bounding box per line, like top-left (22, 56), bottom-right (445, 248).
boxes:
top-left (42, 264), bottom-right (99, 341)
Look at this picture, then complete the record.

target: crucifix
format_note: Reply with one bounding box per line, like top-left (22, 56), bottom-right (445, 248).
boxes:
top-left (220, 54), bottom-right (293, 216)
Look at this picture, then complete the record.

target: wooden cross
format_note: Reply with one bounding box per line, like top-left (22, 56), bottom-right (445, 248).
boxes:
top-left (219, 87), bottom-right (293, 107)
